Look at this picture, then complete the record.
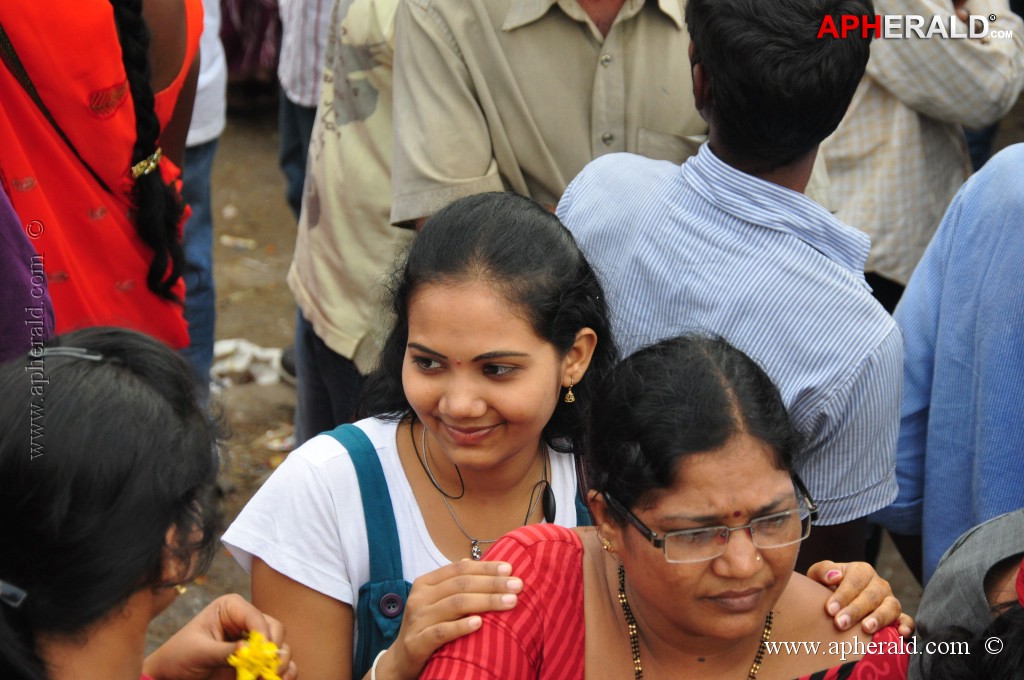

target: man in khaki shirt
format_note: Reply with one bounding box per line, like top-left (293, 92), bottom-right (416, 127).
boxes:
top-left (390, 0), bottom-right (706, 225)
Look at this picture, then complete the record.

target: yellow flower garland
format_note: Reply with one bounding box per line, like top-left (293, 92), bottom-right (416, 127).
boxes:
top-left (227, 631), bottom-right (282, 680)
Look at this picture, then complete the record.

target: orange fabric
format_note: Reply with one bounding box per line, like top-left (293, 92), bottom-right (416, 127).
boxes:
top-left (0, 0), bottom-right (202, 348)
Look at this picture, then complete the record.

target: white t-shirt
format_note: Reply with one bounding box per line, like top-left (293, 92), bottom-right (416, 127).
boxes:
top-left (186, 0), bottom-right (226, 147)
top-left (223, 417), bottom-right (583, 607)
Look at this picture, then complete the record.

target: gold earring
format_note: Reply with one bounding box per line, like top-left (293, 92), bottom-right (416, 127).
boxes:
top-left (564, 379), bottom-right (576, 403)
top-left (600, 537), bottom-right (614, 553)
top-left (755, 554), bottom-right (762, 562)
top-left (174, 585), bottom-right (188, 595)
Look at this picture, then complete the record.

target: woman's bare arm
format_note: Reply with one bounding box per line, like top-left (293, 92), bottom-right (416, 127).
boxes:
top-left (252, 558), bottom-right (354, 680)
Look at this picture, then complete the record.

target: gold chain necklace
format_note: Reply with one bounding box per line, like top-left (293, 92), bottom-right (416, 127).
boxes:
top-left (616, 564), bottom-right (773, 679)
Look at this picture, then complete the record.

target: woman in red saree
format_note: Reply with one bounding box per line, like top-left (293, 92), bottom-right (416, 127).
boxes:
top-left (0, 0), bottom-right (201, 348)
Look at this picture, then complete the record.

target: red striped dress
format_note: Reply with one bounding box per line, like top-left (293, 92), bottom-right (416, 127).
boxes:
top-left (421, 523), bottom-right (585, 679)
top-left (420, 524), bottom-right (909, 679)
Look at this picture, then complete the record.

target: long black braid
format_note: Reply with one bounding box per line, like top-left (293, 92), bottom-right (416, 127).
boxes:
top-left (109, 0), bottom-right (185, 302)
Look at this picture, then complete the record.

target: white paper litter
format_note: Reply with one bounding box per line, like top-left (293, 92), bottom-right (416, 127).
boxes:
top-left (211, 339), bottom-right (283, 386)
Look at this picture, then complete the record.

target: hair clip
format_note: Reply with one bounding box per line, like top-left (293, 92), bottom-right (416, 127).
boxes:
top-left (0, 580), bottom-right (27, 608)
top-left (131, 147), bottom-right (163, 179)
top-left (39, 347), bottom-right (104, 361)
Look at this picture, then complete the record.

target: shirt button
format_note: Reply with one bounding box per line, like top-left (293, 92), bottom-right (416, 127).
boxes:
top-left (601, 132), bottom-right (615, 145)
top-left (600, 54), bottom-right (613, 66)
top-left (379, 592), bottom-right (405, 618)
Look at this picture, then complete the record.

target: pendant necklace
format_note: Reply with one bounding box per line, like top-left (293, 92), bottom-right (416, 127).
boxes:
top-left (617, 563), bottom-right (773, 679)
top-left (413, 421), bottom-right (551, 560)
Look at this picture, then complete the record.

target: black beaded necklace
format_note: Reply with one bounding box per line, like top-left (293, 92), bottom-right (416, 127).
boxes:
top-left (616, 564), bottom-right (774, 679)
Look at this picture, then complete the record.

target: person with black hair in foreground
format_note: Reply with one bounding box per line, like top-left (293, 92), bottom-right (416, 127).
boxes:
top-left (925, 581), bottom-right (1024, 675)
top-left (909, 510), bottom-right (1024, 679)
top-left (921, 557), bottom-right (1024, 679)
top-left (558, 0), bottom-right (901, 569)
top-left (423, 335), bottom-right (911, 679)
top-left (0, 328), bottom-right (296, 680)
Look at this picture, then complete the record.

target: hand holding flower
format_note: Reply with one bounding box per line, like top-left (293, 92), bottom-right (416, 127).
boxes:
top-left (142, 594), bottom-right (297, 680)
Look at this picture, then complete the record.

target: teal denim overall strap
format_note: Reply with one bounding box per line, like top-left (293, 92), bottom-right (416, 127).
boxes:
top-left (575, 492), bottom-right (592, 526)
top-left (326, 424), bottom-right (413, 679)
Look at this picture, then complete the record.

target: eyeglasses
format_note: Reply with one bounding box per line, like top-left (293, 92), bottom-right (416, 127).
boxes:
top-left (604, 475), bottom-right (819, 564)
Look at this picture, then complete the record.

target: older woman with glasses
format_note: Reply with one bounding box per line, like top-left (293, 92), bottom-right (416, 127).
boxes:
top-left (422, 335), bottom-right (912, 679)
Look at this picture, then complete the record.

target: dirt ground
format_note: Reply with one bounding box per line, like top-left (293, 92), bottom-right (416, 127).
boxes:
top-left (146, 98), bottom-right (1024, 651)
top-left (147, 107), bottom-right (299, 649)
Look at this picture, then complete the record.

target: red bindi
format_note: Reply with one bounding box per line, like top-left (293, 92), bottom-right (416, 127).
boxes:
top-left (455, 359), bottom-right (462, 366)
top-left (732, 510), bottom-right (742, 518)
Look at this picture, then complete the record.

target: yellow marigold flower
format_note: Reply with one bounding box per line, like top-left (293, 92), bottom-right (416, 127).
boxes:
top-left (227, 631), bottom-right (282, 680)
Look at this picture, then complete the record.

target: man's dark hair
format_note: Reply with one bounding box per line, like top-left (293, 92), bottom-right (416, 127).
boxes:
top-left (685, 0), bottom-right (874, 172)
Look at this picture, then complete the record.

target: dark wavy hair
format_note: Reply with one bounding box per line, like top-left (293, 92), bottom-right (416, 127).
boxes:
top-left (918, 603), bottom-right (1024, 679)
top-left (685, 0), bottom-right (873, 172)
top-left (0, 328), bottom-right (221, 680)
top-left (587, 334), bottom-right (803, 517)
top-left (111, 0), bottom-right (186, 301)
top-left (360, 191), bottom-right (618, 453)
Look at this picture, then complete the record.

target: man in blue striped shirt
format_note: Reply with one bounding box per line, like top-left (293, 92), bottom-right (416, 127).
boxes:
top-left (558, 0), bottom-right (902, 569)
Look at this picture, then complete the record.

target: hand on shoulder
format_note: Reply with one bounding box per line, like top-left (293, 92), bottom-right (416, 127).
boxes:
top-left (753, 575), bottom-right (873, 678)
top-left (379, 559), bottom-right (523, 680)
top-left (806, 560), bottom-right (913, 637)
